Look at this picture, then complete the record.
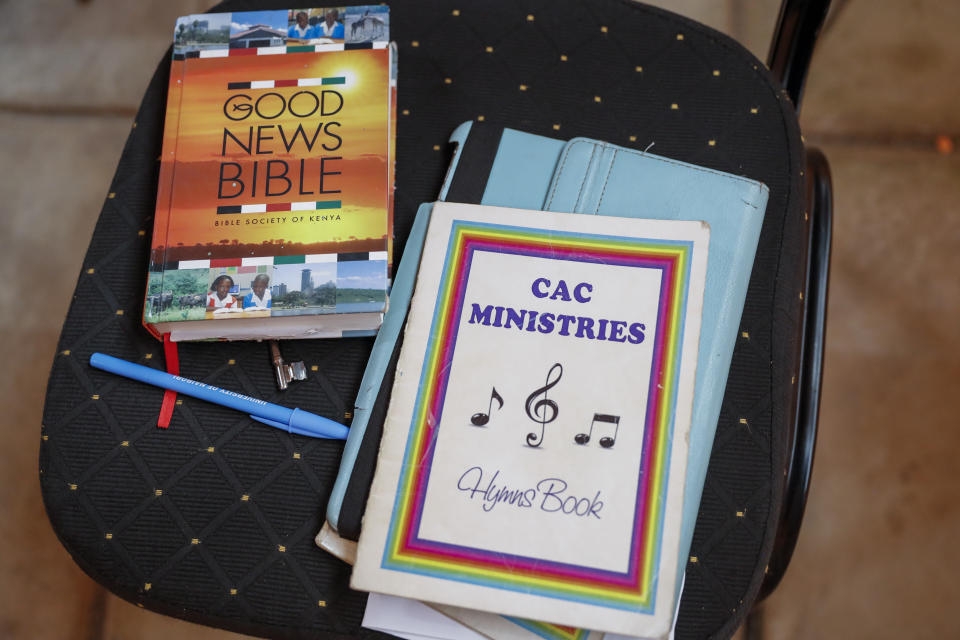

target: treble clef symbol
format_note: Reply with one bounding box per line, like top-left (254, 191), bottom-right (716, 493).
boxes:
top-left (524, 363), bottom-right (563, 448)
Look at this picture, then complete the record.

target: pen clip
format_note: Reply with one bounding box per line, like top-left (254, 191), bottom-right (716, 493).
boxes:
top-left (249, 415), bottom-right (290, 431)
top-left (249, 414), bottom-right (317, 438)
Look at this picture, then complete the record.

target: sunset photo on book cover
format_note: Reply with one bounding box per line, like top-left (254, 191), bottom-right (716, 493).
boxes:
top-left (153, 47), bottom-right (390, 262)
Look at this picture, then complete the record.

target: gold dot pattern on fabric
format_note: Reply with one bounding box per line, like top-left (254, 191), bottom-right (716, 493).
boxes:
top-left (121, 441), bottom-right (129, 447)
top-left (144, 583), bottom-right (152, 591)
top-left (690, 556), bottom-right (698, 563)
top-left (92, 395), bottom-right (100, 400)
top-left (241, 494), bottom-right (250, 501)
top-left (318, 600), bottom-right (327, 607)
top-left (108, 192), bottom-right (116, 199)
top-left (155, 489), bottom-right (163, 496)
top-left (560, 54), bottom-right (568, 62)
top-left (593, 96), bottom-right (602, 103)
top-left (344, 412), bottom-right (353, 419)
top-left (176, 399), bottom-right (183, 405)
top-left (750, 107), bottom-right (759, 114)
top-left (401, 109), bottom-right (409, 116)
top-left (526, 14), bottom-right (534, 22)
top-left (635, 65), bottom-right (643, 72)
top-left (411, 40), bottom-right (419, 47)
top-left (629, 136), bottom-right (637, 142)
top-left (600, 26), bottom-right (608, 33)
top-left (676, 33), bottom-right (684, 40)
top-left (519, 84), bottom-right (528, 91)
top-left (42, 435), bottom-right (49, 441)
top-left (670, 103), bottom-right (679, 110)
top-left (739, 418), bottom-right (748, 425)
top-left (485, 46), bottom-right (494, 53)
top-left (552, 124), bottom-right (561, 131)
top-left (293, 452), bottom-right (302, 459)
top-left (230, 588), bottom-right (238, 595)
top-left (227, 359), bottom-right (236, 365)
top-left (61, 350), bottom-right (71, 355)
top-left (144, 353), bottom-right (152, 359)
top-left (444, 77), bottom-right (452, 84)
top-left (191, 538), bottom-right (200, 545)
top-left (278, 545), bottom-right (286, 552)
top-left (477, 115), bottom-right (485, 122)
top-left (736, 511), bottom-right (745, 518)
top-left (432, 144), bottom-right (441, 151)
top-left (741, 331), bottom-right (750, 339)
top-left (451, 9), bottom-right (460, 16)
top-left (105, 533), bottom-right (113, 539)
top-left (206, 446), bottom-right (214, 453)
top-left (708, 140), bottom-right (716, 146)
top-left (69, 483), bottom-right (77, 490)
top-left (87, 268), bottom-right (95, 274)
top-left (116, 309), bottom-right (124, 315)
top-left (138, 230), bottom-right (146, 236)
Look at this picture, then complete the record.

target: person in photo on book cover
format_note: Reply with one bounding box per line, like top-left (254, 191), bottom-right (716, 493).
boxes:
top-left (317, 9), bottom-right (345, 39)
top-left (243, 274), bottom-right (272, 309)
top-left (287, 11), bottom-right (316, 40)
top-left (207, 275), bottom-right (238, 310)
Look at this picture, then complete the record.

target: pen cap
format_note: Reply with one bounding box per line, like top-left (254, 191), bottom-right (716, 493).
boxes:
top-left (289, 408), bottom-right (349, 440)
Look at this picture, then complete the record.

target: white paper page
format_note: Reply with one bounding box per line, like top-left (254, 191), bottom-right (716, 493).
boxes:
top-left (363, 578), bottom-right (686, 640)
top-left (363, 593), bottom-right (488, 640)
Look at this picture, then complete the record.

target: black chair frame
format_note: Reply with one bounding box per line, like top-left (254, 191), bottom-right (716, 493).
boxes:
top-left (755, 0), bottom-right (832, 603)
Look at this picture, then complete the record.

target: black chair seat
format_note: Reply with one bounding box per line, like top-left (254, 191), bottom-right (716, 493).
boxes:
top-left (41, 1), bottom-right (806, 638)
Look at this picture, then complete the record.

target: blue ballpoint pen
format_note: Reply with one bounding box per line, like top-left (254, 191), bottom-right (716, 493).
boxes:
top-left (89, 352), bottom-right (349, 440)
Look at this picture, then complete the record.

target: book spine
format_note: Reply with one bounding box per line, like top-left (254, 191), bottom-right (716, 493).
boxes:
top-left (142, 53), bottom-right (188, 337)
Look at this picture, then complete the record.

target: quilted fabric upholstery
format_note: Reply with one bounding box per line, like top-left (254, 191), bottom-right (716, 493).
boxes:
top-left (40, 1), bottom-right (806, 638)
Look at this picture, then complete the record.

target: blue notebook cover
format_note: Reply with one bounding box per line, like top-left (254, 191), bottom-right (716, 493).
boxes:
top-left (327, 121), bottom-right (767, 613)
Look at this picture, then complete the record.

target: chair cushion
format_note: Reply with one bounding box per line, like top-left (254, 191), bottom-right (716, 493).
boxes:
top-left (40, 1), bottom-right (805, 638)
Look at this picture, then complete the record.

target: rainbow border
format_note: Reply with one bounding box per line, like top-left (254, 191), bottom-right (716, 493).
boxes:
top-left (380, 220), bottom-right (693, 613)
top-left (507, 618), bottom-right (592, 640)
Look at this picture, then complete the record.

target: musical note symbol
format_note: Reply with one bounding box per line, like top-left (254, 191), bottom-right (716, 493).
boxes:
top-left (574, 413), bottom-right (621, 449)
top-left (470, 387), bottom-right (504, 426)
top-left (524, 363), bottom-right (563, 448)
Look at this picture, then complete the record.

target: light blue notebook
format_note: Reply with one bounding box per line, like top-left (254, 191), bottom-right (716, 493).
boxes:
top-left (327, 121), bottom-right (767, 608)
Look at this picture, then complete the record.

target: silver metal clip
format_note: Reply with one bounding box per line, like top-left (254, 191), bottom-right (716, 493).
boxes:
top-left (269, 340), bottom-right (307, 391)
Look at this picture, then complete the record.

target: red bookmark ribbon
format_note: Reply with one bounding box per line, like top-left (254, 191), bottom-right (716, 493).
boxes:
top-left (157, 334), bottom-right (180, 428)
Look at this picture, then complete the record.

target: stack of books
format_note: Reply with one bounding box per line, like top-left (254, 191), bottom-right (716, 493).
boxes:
top-left (320, 122), bottom-right (769, 639)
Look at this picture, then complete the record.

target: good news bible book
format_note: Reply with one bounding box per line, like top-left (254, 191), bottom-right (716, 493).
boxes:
top-left (143, 7), bottom-right (395, 342)
top-left (352, 202), bottom-right (710, 638)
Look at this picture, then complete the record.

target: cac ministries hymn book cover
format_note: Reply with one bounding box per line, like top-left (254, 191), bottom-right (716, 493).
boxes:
top-left (353, 202), bottom-right (709, 638)
top-left (145, 7), bottom-right (393, 335)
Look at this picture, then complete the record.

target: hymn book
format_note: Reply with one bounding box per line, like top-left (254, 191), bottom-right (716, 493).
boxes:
top-left (143, 7), bottom-right (394, 341)
top-left (352, 202), bottom-right (708, 637)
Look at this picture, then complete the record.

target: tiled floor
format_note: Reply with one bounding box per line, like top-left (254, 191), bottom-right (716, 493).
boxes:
top-left (2, 1), bottom-right (958, 638)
